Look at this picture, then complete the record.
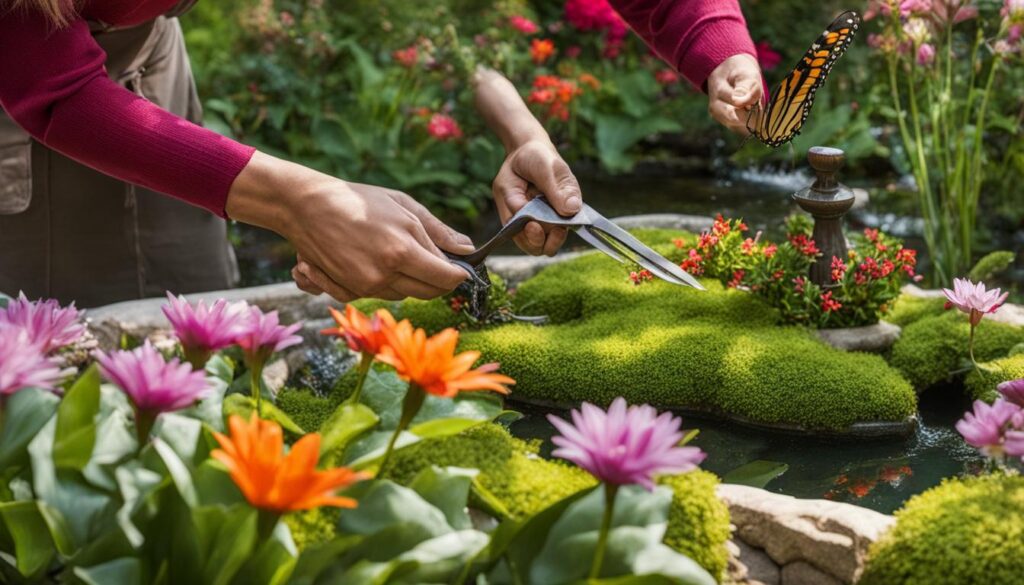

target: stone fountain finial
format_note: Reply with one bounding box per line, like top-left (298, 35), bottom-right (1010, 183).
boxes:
top-left (792, 146), bottom-right (855, 286)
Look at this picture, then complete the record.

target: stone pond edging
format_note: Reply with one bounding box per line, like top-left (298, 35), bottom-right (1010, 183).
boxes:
top-left (718, 484), bottom-right (894, 585)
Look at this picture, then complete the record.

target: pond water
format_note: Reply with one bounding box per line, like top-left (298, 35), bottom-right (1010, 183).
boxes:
top-left (507, 388), bottom-right (987, 515)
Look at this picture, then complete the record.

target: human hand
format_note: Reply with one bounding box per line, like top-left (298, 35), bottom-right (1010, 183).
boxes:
top-left (287, 181), bottom-right (474, 301)
top-left (706, 54), bottom-right (764, 135)
top-left (492, 139), bottom-right (582, 256)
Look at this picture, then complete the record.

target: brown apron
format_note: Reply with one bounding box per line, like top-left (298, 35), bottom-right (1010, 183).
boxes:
top-left (0, 7), bottom-right (237, 308)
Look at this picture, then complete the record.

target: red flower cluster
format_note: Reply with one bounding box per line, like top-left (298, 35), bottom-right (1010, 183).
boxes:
top-left (629, 269), bottom-right (653, 285)
top-left (895, 247), bottom-right (918, 276)
top-left (426, 113), bottom-right (463, 141)
top-left (762, 244), bottom-right (778, 259)
top-left (793, 276), bottom-right (806, 294)
top-left (679, 249), bottom-right (704, 276)
top-left (449, 295), bottom-right (467, 313)
top-left (741, 237), bottom-right (757, 255)
top-left (788, 234), bottom-right (821, 257)
top-left (855, 257), bottom-right (895, 284)
top-left (564, 0), bottom-right (629, 57)
top-left (755, 40), bottom-right (782, 71)
top-left (727, 270), bottom-right (745, 289)
top-left (528, 75), bottom-right (582, 120)
top-left (393, 45), bottom-right (418, 68)
top-left (830, 256), bottom-right (847, 282)
top-left (821, 291), bottom-right (843, 312)
top-left (509, 15), bottom-right (539, 34)
top-left (530, 38), bottom-right (556, 64)
top-left (655, 69), bottom-right (680, 85)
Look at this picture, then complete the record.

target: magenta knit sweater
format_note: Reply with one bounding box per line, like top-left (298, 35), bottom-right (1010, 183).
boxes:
top-left (0, 0), bottom-right (755, 217)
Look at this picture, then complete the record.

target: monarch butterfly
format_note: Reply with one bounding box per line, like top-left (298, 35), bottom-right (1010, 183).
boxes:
top-left (747, 11), bottom-right (860, 147)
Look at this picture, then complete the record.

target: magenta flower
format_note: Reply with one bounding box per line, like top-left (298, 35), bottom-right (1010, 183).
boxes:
top-left (235, 306), bottom-right (302, 366)
top-left (0, 293), bottom-right (84, 354)
top-left (900, 0), bottom-right (932, 17)
top-left (0, 325), bottom-right (64, 396)
top-left (547, 397), bottom-right (705, 490)
top-left (162, 293), bottom-right (248, 367)
top-left (956, 398), bottom-right (1022, 456)
top-left (943, 278), bottom-right (1008, 326)
top-left (998, 378), bottom-right (1024, 407)
top-left (96, 342), bottom-right (210, 414)
top-left (916, 43), bottom-right (936, 65)
top-left (508, 15), bottom-right (539, 34)
top-left (1005, 429), bottom-right (1024, 458)
top-left (755, 41), bottom-right (782, 71)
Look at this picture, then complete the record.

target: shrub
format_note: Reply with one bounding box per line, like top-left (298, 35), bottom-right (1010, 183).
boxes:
top-left (464, 250), bottom-right (917, 431)
top-left (965, 353), bottom-right (1024, 402)
top-left (860, 474), bottom-right (1024, 585)
top-left (889, 311), bottom-right (1024, 389)
top-left (968, 250), bottom-right (1017, 283)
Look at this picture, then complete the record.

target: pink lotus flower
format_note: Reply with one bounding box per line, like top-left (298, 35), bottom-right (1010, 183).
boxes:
top-left (942, 278), bottom-right (1008, 326)
top-left (998, 378), bottom-right (1024, 407)
top-left (96, 341), bottom-right (210, 414)
top-left (426, 113), bottom-right (463, 141)
top-left (547, 397), bottom-right (705, 489)
top-left (0, 325), bottom-right (64, 395)
top-left (916, 43), bottom-right (936, 65)
top-left (162, 293), bottom-right (248, 367)
top-left (509, 15), bottom-right (539, 34)
top-left (235, 306), bottom-right (303, 367)
top-left (956, 398), bottom-right (1022, 456)
top-left (755, 41), bottom-right (782, 71)
top-left (0, 293), bottom-right (84, 354)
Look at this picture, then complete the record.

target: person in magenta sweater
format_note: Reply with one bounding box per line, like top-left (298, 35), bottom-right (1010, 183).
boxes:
top-left (0, 0), bottom-right (763, 307)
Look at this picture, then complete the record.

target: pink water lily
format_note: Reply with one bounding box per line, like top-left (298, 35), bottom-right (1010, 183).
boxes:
top-left (998, 378), bottom-right (1024, 408)
top-left (547, 397), bottom-right (705, 490)
top-left (0, 293), bottom-right (84, 354)
top-left (956, 398), bottom-right (1022, 457)
top-left (162, 293), bottom-right (248, 367)
top-left (0, 325), bottom-right (64, 396)
top-left (943, 278), bottom-right (1008, 326)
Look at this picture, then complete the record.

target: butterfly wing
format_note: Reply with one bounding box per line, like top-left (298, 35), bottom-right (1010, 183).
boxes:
top-left (747, 10), bottom-right (861, 147)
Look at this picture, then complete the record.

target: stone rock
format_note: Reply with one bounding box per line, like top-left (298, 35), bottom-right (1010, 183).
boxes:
top-left (901, 284), bottom-right (1024, 327)
top-left (717, 484), bottom-right (895, 584)
top-left (733, 539), bottom-right (781, 585)
top-left (782, 561), bottom-right (843, 585)
top-left (263, 358), bottom-right (289, 395)
top-left (817, 321), bottom-right (901, 352)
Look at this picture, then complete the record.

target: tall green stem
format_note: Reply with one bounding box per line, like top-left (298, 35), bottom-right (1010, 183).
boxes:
top-left (588, 484), bottom-right (619, 581)
top-left (378, 384), bottom-right (426, 475)
top-left (250, 361), bottom-right (265, 416)
top-left (136, 409), bottom-right (157, 446)
top-left (347, 353), bottom-right (373, 405)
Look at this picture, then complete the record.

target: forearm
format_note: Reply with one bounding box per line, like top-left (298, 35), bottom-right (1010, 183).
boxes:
top-left (225, 151), bottom-right (335, 235)
top-left (472, 68), bottom-right (550, 152)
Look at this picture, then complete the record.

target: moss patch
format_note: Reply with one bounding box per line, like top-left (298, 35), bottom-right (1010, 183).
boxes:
top-left (889, 312), bottom-right (1024, 390)
top-left (860, 474), bottom-right (1024, 585)
top-left (883, 294), bottom-right (946, 328)
top-left (965, 354), bottom-right (1024, 402)
top-left (383, 423), bottom-right (730, 579)
top-left (452, 251), bottom-right (916, 431)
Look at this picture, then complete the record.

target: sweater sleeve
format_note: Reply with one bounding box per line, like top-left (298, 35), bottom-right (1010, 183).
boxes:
top-left (0, 9), bottom-right (255, 218)
top-left (608, 0), bottom-right (757, 91)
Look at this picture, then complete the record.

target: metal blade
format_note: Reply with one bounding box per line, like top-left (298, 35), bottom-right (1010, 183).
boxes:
top-left (575, 226), bottom-right (627, 263)
top-left (582, 207), bottom-right (705, 290)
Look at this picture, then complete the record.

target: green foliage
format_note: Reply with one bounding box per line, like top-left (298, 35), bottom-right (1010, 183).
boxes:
top-left (454, 250), bottom-right (917, 430)
top-left (968, 250), bottom-right (1017, 283)
top-left (860, 474), bottom-right (1024, 585)
top-left (882, 294), bottom-right (946, 328)
top-left (965, 353), bottom-right (1024, 402)
top-left (889, 312), bottom-right (1024, 389)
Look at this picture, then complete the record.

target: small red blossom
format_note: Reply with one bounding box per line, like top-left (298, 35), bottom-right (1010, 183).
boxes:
top-left (755, 40), bottom-right (782, 70)
top-left (788, 234), bottom-right (820, 257)
top-left (528, 75), bottom-right (581, 121)
top-left (727, 270), bottom-right (745, 289)
top-left (772, 270), bottom-right (785, 281)
top-left (449, 296), bottom-right (467, 313)
top-left (712, 214), bottom-right (731, 237)
top-left (679, 249), bottom-right (704, 276)
top-left (697, 232), bottom-right (719, 251)
top-left (863, 228), bottom-right (880, 242)
top-left (578, 73), bottom-right (601, 90)
top-left (821, 291), bottom-right (843, 313)
top-left (830, 256), bottom-right (847, 282)
top-left (741, 238), bottom-right (757, 255)
top-left (763, 244), bottom-right (778, 259)
top-left (393, 45), bottom-right (418, 68)
top-left (629, 269), bottom-right (653, 285)
top-left (426, 113), bottom-right (463, 141)
top-left (655, 68), bottom-right (679, 85)
top-left (793, 276), bottom-right (806, 294)
top-left (508, 15), bottom-right (539, 34)
top-left (876, 241), bottom-right (888, 252)
top-left (530, 38), bottom-right (556, 64)
top-left (672, 238), bottom-right (686, 249)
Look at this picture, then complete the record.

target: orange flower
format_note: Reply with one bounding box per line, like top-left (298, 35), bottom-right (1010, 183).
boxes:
top-left (530, 38), bottom-right (555, 64)
top-left (578, 73), bottom-right (601, 90)
top-left (378, 321), bottom-right (514, 398)
top-left (321, 305), bottom-right (396, 355)
top-left (212, 414), bottom-right (370, 513)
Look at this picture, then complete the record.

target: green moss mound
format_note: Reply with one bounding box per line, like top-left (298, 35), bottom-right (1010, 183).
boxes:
top-left (883, 294), bottom-right (946, 328)
top-left (860, 474), bottom-right (1024, 585)
top-left (889, 312), bottom-right (1024, 390)
top-left (384, 423), bottom-right (730, 579)
top-left (454, 251), bottom-right (916, 431)
top-left (965, 353), bottom-right (1024, 402)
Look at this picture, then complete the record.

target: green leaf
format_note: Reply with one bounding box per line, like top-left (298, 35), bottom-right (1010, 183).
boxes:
top-left (0, 388), bottom-right (60, 469)
top-left (73, 557), bottom-right (142, 585)
top-left (722, 460), bottom-right (789, 489)
top-left (359, 369), bottom-right (502, 430)
top-left (113, 463), bottom-right (164, 548)
top-left (317, 402), bottom-right (379, 463)
top-left (289, 535), bottom-right (364, 585)
top-left (205, 354), bottom-right (235, 384)
top-left (222, 394), bottom-right (304, 435)
top-left (151, 438), bottom-right (198, 507)
top-left (407, 467), bottom-right (477, 531)
top-left (338, 481), bottom-right (451, 539)
top-left (0, 501), bottom-right (57, 578)
top-left (193, 505), bottom-right (257, 585)
top-left (595, 114), bottom-right (682, 173)
top-left (232, 520), bottom-right (297, 585)
top-left (53, 365), bottom-right (102, 470)
top-left (407, 418), bottom-right (483, 440)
